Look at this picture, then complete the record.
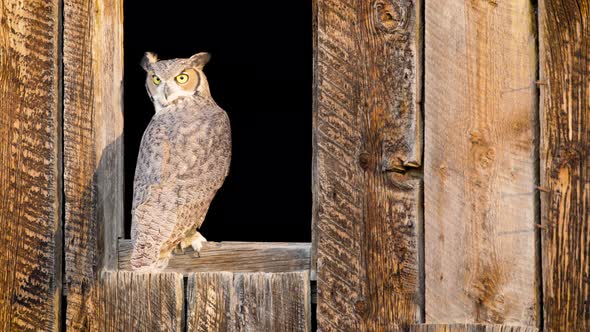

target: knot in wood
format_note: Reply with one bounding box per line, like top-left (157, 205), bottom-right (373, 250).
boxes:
top-left (555, 143), bottom-right (583, 171)
top-left (468, 130), bottom-right (484, 145)
top-left (373, 0), bottom-right (410, 35)
top-left (354, 299), bottom-right (367, 314)
top-left (358, 152), bottom-right (371, 171)
top-left (478, 148), bottom-right (496, 170)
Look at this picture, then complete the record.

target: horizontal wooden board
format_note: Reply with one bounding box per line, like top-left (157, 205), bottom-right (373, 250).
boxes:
top-left (119, 240), bottom-right (311, 275)
top-left (87, 272), bottom-right (183, 331)
top-left (187, 272), bottom-right (310, 331)
top-left (410, 324), bottom-right (538, 332)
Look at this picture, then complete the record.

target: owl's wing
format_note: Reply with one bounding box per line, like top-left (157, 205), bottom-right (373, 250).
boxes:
top-left (131, 116), bottom-right (168, 215)
top-left (131, 106), bottom-right (231, 249)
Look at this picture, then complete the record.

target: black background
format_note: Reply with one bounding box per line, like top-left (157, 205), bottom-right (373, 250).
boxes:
top-left (124, 1), bottom-right (312, 242)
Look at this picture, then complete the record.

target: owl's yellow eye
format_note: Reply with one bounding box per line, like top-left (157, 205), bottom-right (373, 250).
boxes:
top-left (175, 73), bottom-right (189, 84)
top-left (152, 75), bottom-right (161, 85)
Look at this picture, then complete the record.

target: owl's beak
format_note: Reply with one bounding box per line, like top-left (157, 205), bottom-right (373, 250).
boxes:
top-left (163, 85), bottom-right (171, 101)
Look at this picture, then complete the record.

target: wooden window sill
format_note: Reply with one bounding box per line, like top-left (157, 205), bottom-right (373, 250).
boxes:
top-left (118, 240), bottom-right (311, 276)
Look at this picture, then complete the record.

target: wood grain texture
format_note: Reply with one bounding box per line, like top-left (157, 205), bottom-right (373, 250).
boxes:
top-left (424, 0), bottom-right (537, 324)
top-left (315, 0), bottom-right (422, 330)
top-left (539, 1), bottom-right (590, 331)
top-left (119, 241), bottom-right (311, 275)
top-left (86, 271), bottom-right (183, 332)
top-left (187, 272), bottom-right (310, 332)
top-left (410, 324), bottom-right (538, 332)
top-left (311, 0), bottom-right (318, 282)
top-left (63, 0), bottom-right (124, 329)
top-left (0, 0), bottom-right (61, 331)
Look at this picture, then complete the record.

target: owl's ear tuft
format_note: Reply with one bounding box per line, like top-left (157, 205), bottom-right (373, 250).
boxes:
top-left (141, 52), bottom-right (158, 71)
top-left (190, 52), bottom-right (211, 70)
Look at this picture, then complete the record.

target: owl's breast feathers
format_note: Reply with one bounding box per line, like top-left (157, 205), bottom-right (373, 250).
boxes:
top-left (131, 99), bottom-right (231, 269)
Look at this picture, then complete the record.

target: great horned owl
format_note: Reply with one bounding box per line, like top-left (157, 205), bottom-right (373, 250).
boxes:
top-left (130, 52), bottom-right (231, 271)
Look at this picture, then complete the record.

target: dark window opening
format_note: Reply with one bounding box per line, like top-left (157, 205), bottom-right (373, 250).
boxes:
top-left (124, 2), bottom-right (312, 242)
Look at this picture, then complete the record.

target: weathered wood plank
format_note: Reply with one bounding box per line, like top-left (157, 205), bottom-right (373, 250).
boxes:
top-left (539, 1), bottom-right (590, 331)
top-left (311, 0), bottom-right (319, 283)
top-left (119, 240), bottom-right (311, 275)
top-left (315, 0), bottom-right (422, 330)
top-left (0, 1), bottom-right (61, 331)
top-left (63, 0), bottom-right (124, 329)
top-left (424, 0), bottom-right (537, 324)
top-left (86, 272), bottom-right (183, 332)
top-left (187, 272), bottom-right (310, 332)
top-left (410, 324), bottom-right (538, 332)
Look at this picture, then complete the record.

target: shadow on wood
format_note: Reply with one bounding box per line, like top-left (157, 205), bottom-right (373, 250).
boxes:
top-left (64, 134), bottom-right (124, 329)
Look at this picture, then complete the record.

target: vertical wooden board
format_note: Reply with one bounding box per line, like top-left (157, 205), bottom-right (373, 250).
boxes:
top-left (63, 0), bottom-right (124, 329)
top-left (539, 1), bottom-right (590, 331)
top-left (424, 0), bottom-right (537, 324)
top-left (87, 272), bottom-right (184, 331)
top-left (410, 324), bottom-right (538, 332)
top-left (314, 0), bottom-right (422, 330)
top-left (0, 0), bottom-right (61, 331)
top-left (311, 0), bottom-right (318, 281)
top-left (187, 272), bottom-right (310, 332)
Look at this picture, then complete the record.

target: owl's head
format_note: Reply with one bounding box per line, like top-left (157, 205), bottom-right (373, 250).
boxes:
top-left (141, 51), bottom-right (211, 112)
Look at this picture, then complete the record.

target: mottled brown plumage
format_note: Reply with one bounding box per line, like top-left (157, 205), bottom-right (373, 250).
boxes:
top-left (131, 52), bottom-right (231, 271)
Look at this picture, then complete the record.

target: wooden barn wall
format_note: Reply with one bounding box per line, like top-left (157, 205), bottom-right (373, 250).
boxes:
top-left (424, 0), bottom-right (537, 325)
top-left (0, 0), bottom-right (589, 331)
top-left (63, 0), bottom-right (124, 329)
top-left (314, 0), bottom-right (423, 330)
top-left (0, 0), bottom-right (62, 331)
top-left (539, 0), bottom-right (590, 331)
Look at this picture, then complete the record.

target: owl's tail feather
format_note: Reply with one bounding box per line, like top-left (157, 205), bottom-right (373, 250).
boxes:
top-left (130, 252), bottom-right (171, 272)
top-left (130, 200), bottom-right (178, 271)
top-left (130, 258), bottom-right (170, 272)
top-left (130, 237), bottom-right (172, 271)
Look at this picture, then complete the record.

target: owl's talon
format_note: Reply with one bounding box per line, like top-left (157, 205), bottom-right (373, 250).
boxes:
top-left (191, 233), bottom-right (207, 255)
top-left (173, 245), bottom-right (184, 255)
